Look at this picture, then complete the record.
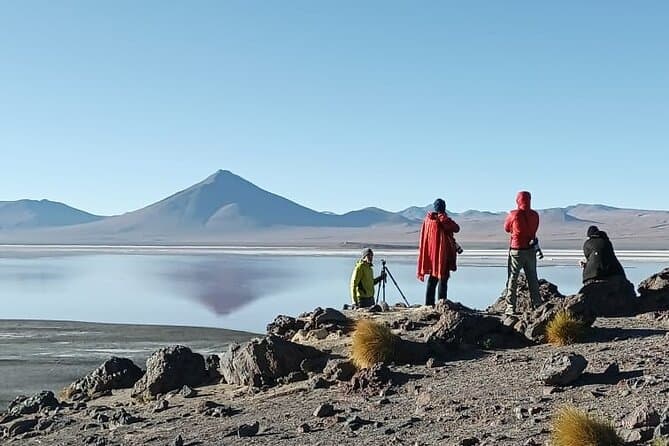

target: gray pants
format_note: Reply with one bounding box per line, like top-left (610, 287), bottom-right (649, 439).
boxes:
top-left (506, 248), bottom-right (540, 307)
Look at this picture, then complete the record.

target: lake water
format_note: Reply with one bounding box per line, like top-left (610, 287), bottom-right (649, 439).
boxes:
top-left (1, 248), bottom-right (667, 334)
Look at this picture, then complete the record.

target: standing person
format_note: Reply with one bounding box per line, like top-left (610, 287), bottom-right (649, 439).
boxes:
top-left (580, 225), bottom-right (626, 285)
top-left (350, 248), bottom-right (386, 308)
top-left (504, 191), bottom-right (541, 315)
top-left (417, 198), bottom-right (461, 306)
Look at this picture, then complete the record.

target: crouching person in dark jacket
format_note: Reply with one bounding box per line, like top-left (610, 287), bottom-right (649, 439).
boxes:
top-left (580, 225), bottom-right (626, 285)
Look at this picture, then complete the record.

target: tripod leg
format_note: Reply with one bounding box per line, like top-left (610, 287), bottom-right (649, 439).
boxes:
top-left (385, 267), bottom-right (410, 306)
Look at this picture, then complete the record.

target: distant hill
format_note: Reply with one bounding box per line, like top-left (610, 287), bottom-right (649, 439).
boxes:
top-left (1, 172), bottom-right (669, 248)
top-left (0, 199), bottom-right (102, 230)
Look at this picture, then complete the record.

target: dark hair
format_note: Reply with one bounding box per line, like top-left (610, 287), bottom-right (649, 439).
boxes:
top-left (433, 198), bottom-right (446, 213)
top-left (587, 225), bottom-right (599, 237)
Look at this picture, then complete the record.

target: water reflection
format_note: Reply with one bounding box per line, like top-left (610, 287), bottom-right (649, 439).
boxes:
top-left (162, 257), bottom-right (293, 316)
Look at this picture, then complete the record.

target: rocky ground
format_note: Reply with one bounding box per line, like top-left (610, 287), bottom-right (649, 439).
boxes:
top-left (3, 269), bottom-right (669, 446)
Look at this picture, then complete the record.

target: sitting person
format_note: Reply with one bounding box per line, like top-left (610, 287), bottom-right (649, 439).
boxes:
top-left (350, 248), bottom-right (386, 308)
top-left (580, 225), bottom-right (626, 285)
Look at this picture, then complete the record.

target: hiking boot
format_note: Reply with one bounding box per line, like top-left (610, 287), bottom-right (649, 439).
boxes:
top-left (504, 304), bottom-right (516, 316)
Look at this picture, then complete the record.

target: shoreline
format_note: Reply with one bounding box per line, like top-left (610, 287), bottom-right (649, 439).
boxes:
top-left (0, 320), bottom-right (257, 409)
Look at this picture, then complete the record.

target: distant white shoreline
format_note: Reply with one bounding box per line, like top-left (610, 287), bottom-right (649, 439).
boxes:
top-left (1, 244), bottom-right (669, 262)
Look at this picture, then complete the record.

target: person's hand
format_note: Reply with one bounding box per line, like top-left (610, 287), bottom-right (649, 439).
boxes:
top-left (380, 271), bottom-right (387, 280)
top-left (579, 259), bottom-right (586, 268)
top-left (417, 273), bottom-right (424, 282)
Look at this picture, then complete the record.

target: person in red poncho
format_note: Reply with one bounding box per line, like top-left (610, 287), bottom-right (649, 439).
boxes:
top-left (417, 198), bottom-right (461, 306)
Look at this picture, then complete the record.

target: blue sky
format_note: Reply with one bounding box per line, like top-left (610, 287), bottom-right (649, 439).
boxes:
top-left (0, 1), bottom-right (667, 216)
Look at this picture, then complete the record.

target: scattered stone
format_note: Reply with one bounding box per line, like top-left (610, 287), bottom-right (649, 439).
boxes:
top-left (237, 421), bottom-right (260, 438)
top-left (196, 401), bottom-right (237, 417)
top-left (459, 437), bottom-right (480, 446)
top-left (131, 346), bottom-right (207, 401)
top-left (426, 357), bottom-right (443, 368)
top-left (8, 418), bottom-right (38, 437)
top-left (180, 385), bottom-right (197, 398)
top-left (297, 423), bottom-right (311, 433)
top-left (348, 363), bottom-right (393, 395)
top-left (313, 403), bottom-right (335, 418)
top-left (538, 352), bottom-right (588, 386)
top-left (153, 399), bottom-right (169, 413)
top-left (61, 357), bottom-right (143, 401)
top-left (110, 408), bottom-right (142, 427)
top-left (309, 376), bottom-right (332, 390)
top-left (622, 404), bottom-right (660, 429)
top-left (322, 359), bottom-right (357, 382)
top-left (172, 434), bottom-right (184, 446)
top-left (278, 371), bottom-right (308, 385)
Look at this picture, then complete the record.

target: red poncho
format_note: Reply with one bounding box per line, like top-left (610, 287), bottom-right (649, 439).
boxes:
top-left (417, 212), bottom-right (460, 281)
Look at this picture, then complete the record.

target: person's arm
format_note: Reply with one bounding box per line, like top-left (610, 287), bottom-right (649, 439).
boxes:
top-left (438, 214), bottom-right (460, 234)
top-left (504, 212), bottom-right (514, 233)
top-left (350, 264), bottom-right (363, 302)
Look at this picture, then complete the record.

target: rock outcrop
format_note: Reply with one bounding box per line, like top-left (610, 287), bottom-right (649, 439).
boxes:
top-left (219, 335), bottom-right (325, 387)
top-left (131, 346), bottom-right (207, 401)
top-left (538, 352), bottom-right (587, 386)
top-left (61, 357), bottom-right (144, 401)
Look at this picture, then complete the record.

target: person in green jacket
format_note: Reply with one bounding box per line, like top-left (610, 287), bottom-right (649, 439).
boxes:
top-left (350, 248), bottom-right (386, 308)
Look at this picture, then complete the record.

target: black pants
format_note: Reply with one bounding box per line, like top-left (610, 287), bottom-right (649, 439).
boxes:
top-left (358, 297), bottom-right (375, 308)
top-left (425, 275), bottom-right (448, 306)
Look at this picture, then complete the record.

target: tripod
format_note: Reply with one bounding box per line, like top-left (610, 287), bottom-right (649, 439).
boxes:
top-left (376, 259), bottom-right (410, 306)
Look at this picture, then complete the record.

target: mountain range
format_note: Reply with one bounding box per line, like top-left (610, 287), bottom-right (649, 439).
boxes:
top-left (1, 170), bottom-right (668, 248)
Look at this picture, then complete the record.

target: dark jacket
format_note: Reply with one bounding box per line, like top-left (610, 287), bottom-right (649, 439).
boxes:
top-left (582, 230), bottom-right (625, 283)
top-left (504, 191), bottom-right (540, 249)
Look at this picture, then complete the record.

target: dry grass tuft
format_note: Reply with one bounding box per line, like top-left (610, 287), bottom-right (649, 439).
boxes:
top-left (545, 310), bottom-right (586, 346)
top-left (551, 406), bottom-right (623, 446)
top-left (350, 319), bottom-right (397, 369)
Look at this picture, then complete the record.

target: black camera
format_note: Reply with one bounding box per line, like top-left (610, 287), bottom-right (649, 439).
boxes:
top-left (529, 238), bottom-right (544, 259)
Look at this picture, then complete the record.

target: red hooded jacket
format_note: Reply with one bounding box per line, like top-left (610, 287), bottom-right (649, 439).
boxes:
top-left (417, 212), bottom-right (460, 281)
top-left (504, 191), bottom-right (539, 249)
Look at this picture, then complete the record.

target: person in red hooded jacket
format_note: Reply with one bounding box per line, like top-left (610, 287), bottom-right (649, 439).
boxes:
top-left (503, 191), bottom-right (541, 315)
top-left (417, 198), bottom-right (460, 306)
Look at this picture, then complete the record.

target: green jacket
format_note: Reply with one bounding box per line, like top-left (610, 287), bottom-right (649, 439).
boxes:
top-left (350, 260), bottom-right (375, 303)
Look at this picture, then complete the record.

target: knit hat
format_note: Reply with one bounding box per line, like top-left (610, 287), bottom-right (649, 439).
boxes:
top-left (433, 198), bottom-right (446, 213)
top-left (361, 248), bottom-right (374, 259)
top-left (587, 225), bottom-right (599, 237)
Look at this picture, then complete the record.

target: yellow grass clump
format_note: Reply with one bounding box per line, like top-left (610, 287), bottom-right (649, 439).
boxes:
top-left (551, 406), bottom-right (623, 446)
top-left (350, 319), bottom-right (397, 369)
top-left (545, 310), bottom-right (586, 346)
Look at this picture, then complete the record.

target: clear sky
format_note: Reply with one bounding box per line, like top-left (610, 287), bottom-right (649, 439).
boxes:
top-left (0, 1), bottom-right (667, 216)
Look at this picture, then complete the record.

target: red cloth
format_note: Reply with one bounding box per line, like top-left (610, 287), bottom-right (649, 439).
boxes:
top-left (417, 212), bottom-right (460, 281)
top-left (504, 191), bottom-right (540, 249)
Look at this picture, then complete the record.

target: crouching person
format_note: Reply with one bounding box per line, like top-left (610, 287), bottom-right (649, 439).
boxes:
top-left (580, 225), bottom-right (626, 285)
top-left (350, 248), bottom-right (386, 308)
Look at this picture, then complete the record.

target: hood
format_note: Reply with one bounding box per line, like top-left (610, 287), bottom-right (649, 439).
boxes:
top-left (426, 211), bottom-right (445, 220)
top-left (516, 191), bottom-right (531, 210)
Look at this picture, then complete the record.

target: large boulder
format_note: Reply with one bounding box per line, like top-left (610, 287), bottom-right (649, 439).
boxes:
top-left (61, 357), bottom-right (144, 400)
top-left (219, 335), bottom-right (325, 387)
top-left (488, 277), bottom-right (565, 314)
top-left (5, 391), bottom-right (59, 417)
top-left (637, 268), bottom-right (669, 313)
top-left (427, 308), bottom-right (531, 349)
top-left (538, 352), bottom-right (587, 386)
top-left (577, 275), bottom-right (638, 317)
top-left (312, 307), bottom-right (349, 329)
top-left (131, 346), bottom-right (207, 401)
